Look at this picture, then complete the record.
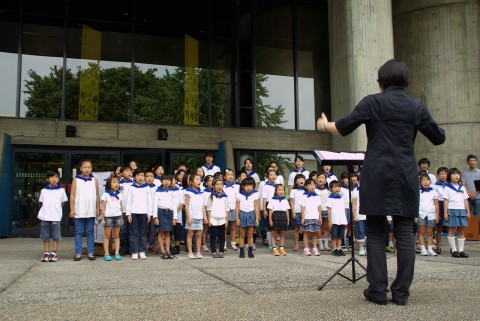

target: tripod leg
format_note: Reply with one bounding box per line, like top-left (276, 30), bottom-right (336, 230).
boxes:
top-left (318, 258), bottom-right (353, 290)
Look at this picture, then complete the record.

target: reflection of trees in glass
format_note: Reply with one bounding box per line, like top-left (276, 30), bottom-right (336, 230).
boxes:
top-left (24, 65), bottom-right (286, 129)
top-left (24, 64), bottom-right (292, 174)
top-left (172, 156), bottom-right (203, 174)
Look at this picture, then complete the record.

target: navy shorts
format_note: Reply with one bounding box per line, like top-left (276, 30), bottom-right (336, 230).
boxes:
top-left (418, 216), bottom-right (435, 227)
top-left (40, 221), bottom-right (62, 241)
top-left (330, 224), bottom-right (346, 240)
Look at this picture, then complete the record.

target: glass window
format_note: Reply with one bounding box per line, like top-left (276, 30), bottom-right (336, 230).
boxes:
top-left (0, 18), bottom-right (18, 117)
top-left (21, 6), bottom-right (65, 119)
top-left (66, 1), bottom-right (132, 122)
top-left (296, 4), bottom-right (330, 130)
top-left (255, 4), bottom-right (294, 129)
top-left (12, 151), bottom-right (66, 237)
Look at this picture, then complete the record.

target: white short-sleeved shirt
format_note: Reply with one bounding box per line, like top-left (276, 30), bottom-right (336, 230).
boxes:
top-left (301, 193), bottom-right (322, 220)
top-left (267, 197), bottom-right (290, 212)
top-left (203, 188), bottom-right (213, 207)
top-left (340, 186), bottom-right (351, 209)
top-left (171, 187), bottom-right (182, 224)
top-left (38, 185), bottom-right (68, 221)
top-left (351, 190), bottom-right (366, 220)
top-left (236, 191), bottom-right (259, 212)
top-left (185, 188), bottom-right (205, 219)
top-left (153, 188), bottom-right (174, 211)
top-left (287, 169), bottom-right (309, 187)
top-left (326, 173), bottom-right (338, 185)
top-left (223, 182), bottom-right (237, 210)
top-left (202, 164), bottom-right (221, 177)
top-left (275, 174), bottom-right (285, 186)
top-left (325, 195), bottom-right (347, 225)
top-left (262, 182), bottom-right (277, 203)
top-left (101, 191), bottom-right (123, 217)
top-left (419, 188), bottom-right (439, 220)
top-left (207, 194), bottom-right (229, 221)
top-left (245, 171), bottom-right (260, 184)
top-left (119, 179), bottom-right (134, 212)
top-left (433, 181), bottom-right (446, 201)
top-left (426, 171), bottom-right (437, 186)
top-left (444, 184), bottom-right (468, 209)
top-left (315, 187), bottom-right (330, 211)
top-left (289, 188), bottom-right (305, 213)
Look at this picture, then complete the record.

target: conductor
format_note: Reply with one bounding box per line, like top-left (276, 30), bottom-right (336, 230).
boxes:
top-left (316, 60), bottom-right (445, 305)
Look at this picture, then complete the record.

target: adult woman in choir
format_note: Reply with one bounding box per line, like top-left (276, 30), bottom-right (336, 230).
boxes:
top-left (316, 59), bottom-right (445, 305)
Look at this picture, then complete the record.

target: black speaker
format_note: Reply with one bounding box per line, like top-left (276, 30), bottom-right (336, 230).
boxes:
top-left (65, 125), bottom-right (76, 137)
top-left (158, 128), bottom-right (168, 140)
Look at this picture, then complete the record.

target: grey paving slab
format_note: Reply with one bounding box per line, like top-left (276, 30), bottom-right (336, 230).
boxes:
top-left (0, 237), bottom-right (479, 320)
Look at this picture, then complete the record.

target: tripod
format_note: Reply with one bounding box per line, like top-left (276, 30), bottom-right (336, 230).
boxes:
top-left (318, 165), bottom-right (367, 291)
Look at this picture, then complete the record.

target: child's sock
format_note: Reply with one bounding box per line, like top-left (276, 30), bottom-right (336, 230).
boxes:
top-left (427, 245), bottom-right (434, 252)
top-left (388, 240), bottom-right (394, 248)
top-left (457, 238), bottom-right (465, 252)
top-left (447, 236), bottom-right (457, 252)
top-left (420, 245), bottom-right (426, 251)
top-left (240, 247), bottom-right (245, 254)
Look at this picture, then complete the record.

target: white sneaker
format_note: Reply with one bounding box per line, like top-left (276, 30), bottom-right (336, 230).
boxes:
top-left (358, 248), bottom-right (366, 256)
top-left (420, 248), bottom-right (429, 256)
top-left (201, 245), bottom-right (210, 252)
top-left (188, 253), bottom-right (196, 259)
top-left (131, 253), bottom-right (139, 260)
top-left (196, 253), bottom-right (203, 259)
top-left (428, 248), bottom-right (438, 256)
top-left (318, 243), bottom-right (325, 251)
top-left (224, 242), bottom-right (228, 251)
top-left (252, 244), bottom-right (256, 250)
top-left (139, 252), bottom-right (147, 260)
top-left (231, 242), bottom-right (238, 250)
top-left (324, 244), bottom-right (331, 251)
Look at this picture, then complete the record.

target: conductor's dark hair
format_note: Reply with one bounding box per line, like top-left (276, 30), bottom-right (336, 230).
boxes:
top-left (377, 59), bottom-right (410, 89)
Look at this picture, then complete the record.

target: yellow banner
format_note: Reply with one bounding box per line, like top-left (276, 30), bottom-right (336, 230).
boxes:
top-left (78, 25), bottom-right (101, 121)
top-left (184, 34), bottom-right (199, 125)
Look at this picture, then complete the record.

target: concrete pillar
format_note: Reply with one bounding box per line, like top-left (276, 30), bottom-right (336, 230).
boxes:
top-left (328, 0), bottom-right (395, 153)
top-left (393, 0), bottom-right (480, 170)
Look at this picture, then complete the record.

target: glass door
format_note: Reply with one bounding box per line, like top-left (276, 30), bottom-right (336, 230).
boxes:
top-left (121, 149), bottom-right (165, 172)
top-left (11, 149), bottom-right (67, 237)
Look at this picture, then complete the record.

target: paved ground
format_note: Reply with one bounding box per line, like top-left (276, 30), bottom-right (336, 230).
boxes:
top-left (0, 236), bottom-right (479, 320)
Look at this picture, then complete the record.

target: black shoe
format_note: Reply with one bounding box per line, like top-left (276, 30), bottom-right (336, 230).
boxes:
top-left (338, 249), bottom-right (346, 256)
top-left (248, 250), bottom-right (254, 258)
top-left (452, 251), bottom-right (460, 258)
top-left (173, 246), bottom-right (180, 255)
top-left (363, 289), bottom-right (387, 305)
top-left (332, 249), bottom-right (339, 256)
top-left (459, 251), bottom-right (469, 258)
top-left (435, 247), bottom-right (442, 255)
top-left (239, 250), bottom-right (245, 258)
top-left (391, 296), bottom-right (407, 306)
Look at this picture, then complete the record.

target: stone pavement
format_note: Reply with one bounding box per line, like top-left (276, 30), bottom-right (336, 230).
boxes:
top-left (0, 237), bottom-right (479, 320)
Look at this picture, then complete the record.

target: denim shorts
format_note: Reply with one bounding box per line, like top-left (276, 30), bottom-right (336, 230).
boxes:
top-left (40, 221), bottom-right (62, 241)
top-left (185, 218), bottom-right (203, 231)
top-left (292, 212), bottom-right (302, 227)
top-left (239, 211), bottom-right (256, 228)
top-left (330, 224), bottom-right (346, 240)
top-left (355, 220), bottom-right (366, 242)
top-left (104, 216), bottom-right (123, 227)
top-left (418, 216), bottom-right (435, 227)
top-left (228, 209), bottom-right (236, 222)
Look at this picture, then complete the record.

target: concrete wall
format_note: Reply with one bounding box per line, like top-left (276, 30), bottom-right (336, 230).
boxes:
top-left (0, 118), bottom-right (330, 171)
top-left (328, 0), bottom-right (395, 152)
top-left (393, 0), bottom-right (480, 170)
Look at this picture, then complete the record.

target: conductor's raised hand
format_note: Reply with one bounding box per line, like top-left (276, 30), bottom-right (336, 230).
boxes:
top-left (316, 113), bottom-right (329, 133)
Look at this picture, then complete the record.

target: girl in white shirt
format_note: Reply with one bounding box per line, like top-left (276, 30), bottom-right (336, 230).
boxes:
top-left (289, 174), bottom-right (306, 251)
top-left (207, 178), bottom-right (229, 257)
top-left (236, 177), bottom-right (260, 258)
top-left (418, 174), bottom-right (440, 256)
top-left (69, 160), bottom-right (99, 261)
top-left (444, 168), bottom-right (471, 258)
top-left (185, 174), bottom-right (207, 259)
top-left (100, 176), bottom-right (123, 261)
top-left (268, 185), bottom-right (290, 256)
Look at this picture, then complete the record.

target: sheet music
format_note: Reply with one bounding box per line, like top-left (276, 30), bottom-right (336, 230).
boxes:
top-left (313, 150), bottom-right (365, 161)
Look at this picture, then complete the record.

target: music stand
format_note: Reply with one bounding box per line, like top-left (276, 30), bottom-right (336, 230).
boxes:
top-left (312, 150), bottom-right (367, 291)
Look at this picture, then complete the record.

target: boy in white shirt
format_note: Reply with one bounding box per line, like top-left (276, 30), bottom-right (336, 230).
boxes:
top-left (37, 170), bottom-right (68, 262)
top-left (326, 180), bottom-right (348, 256)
